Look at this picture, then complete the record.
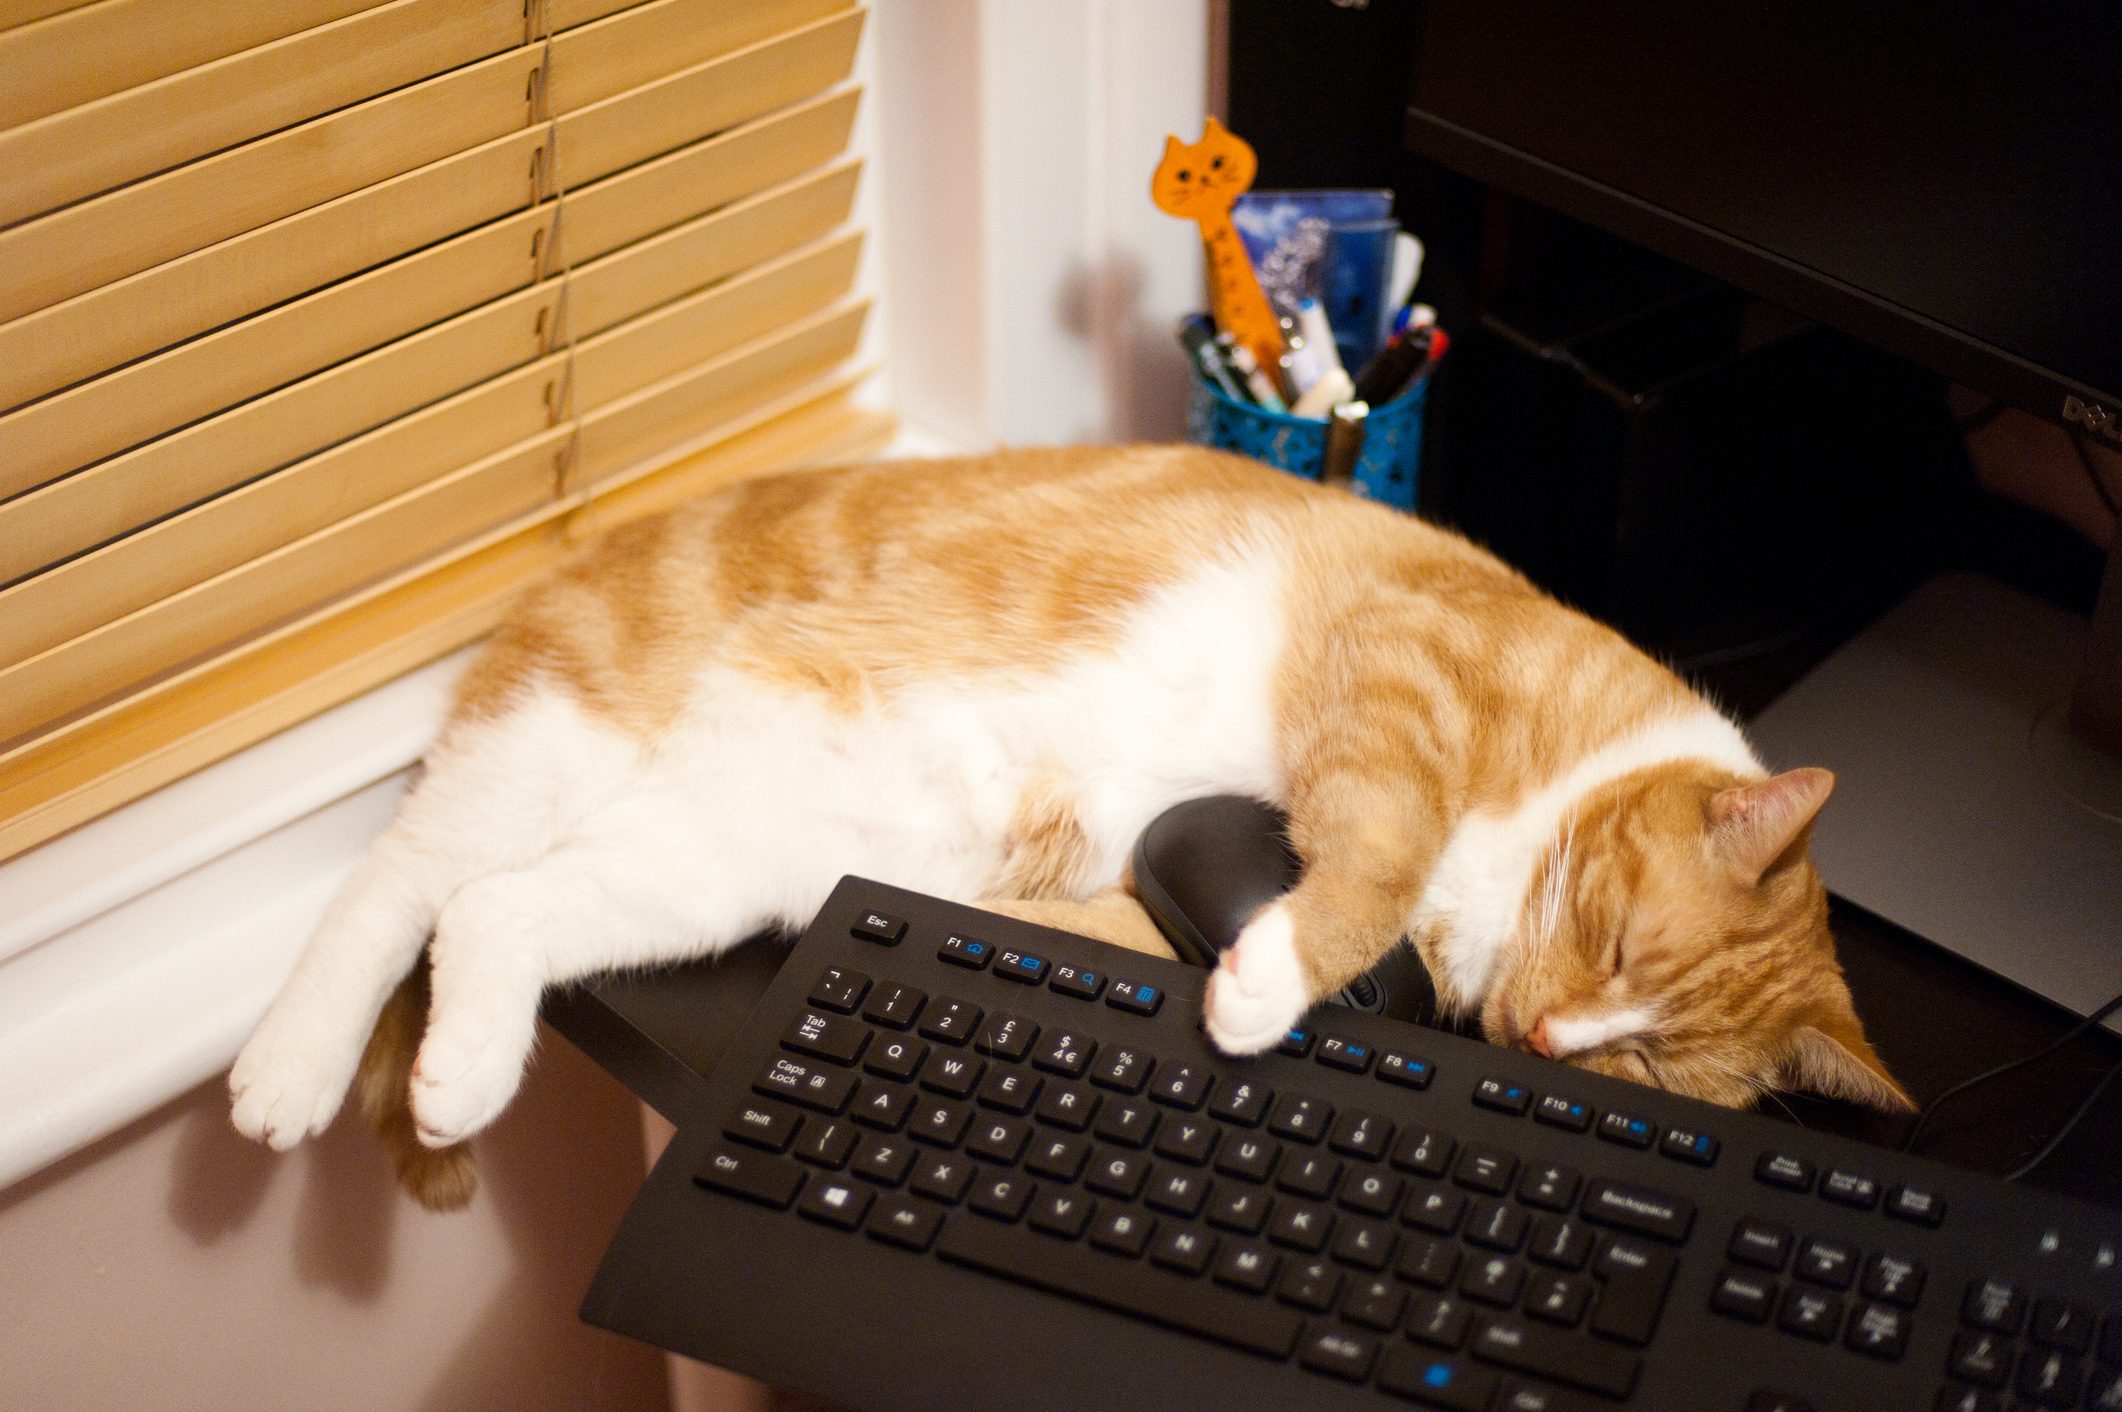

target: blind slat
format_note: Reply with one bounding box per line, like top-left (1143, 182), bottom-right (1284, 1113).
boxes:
top-left (0, 379), bottom-right (891, 863)
top-left (0, 0), bottom-right (96, 32)
top-left (0, 0), bottom-right (524, 225)
top-left (0, 233), bottom-right (863, 664)
top-left (0, 161), bottom-right (862, 569)
top-left (0, 0), bottom-right (381, 130)
top-left (0, 21), bottom-right (862, 407)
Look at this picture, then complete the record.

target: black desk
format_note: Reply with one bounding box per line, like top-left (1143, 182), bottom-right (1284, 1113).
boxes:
top-left (547, 898), bottom-right (2122, 1209)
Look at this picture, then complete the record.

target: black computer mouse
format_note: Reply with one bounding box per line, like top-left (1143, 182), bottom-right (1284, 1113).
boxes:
top-left (1130, 795), bottom-right (1446, 1027)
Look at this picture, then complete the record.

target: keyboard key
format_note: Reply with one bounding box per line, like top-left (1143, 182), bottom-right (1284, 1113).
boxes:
top-left (1088, 1207), bottom-right (1154, 1257)
top-left (968, 1171), bottom-right (1034, 1222)
top-left (2102, 1309), bottom-right (2122, 1365)
top-left (851, 1133), bottom-right (915, 1185)
top-left (1454, 1145), bottom-right (1518, 1195)
top-left (1517, 1162), bottom-right (1581, 1212)
top-left (974, 1013), bottom-right (1037, 1062)
top-left (1468, 1313), bottom-right (1641, 1398)
top-left (1330, 1214), bottom-right (1397, 1270)
top-left (1343, 1275), bottom-right (1408, 1331)
top-left (1107, 979), bottom-right (1162, 1015)
top-left (1214, 1133), bottom-right (1277, 1182)
top-left (920, 1051), bottom-right (983, 1098)
top-left (1028, 1188), bottom-right (1094, 1240)
top-left (1580, 1177), bottom-right (1695, 1243)
top-left (1378, 1349), bottom-right (1495, 1410)
top-left (1268, 1202), bottom-right (1334, 1252)
top-left (2016, 1348), bottom-right (2084, 1407)
top-left (1090, 1045), bottom-right (1154, 1093)
top-left (1094, 1096), bottom-right (1158, 1148)
top-left (754, 1056), bottom-right (857, 1113)
top-left (1777, 1286), bottom-right (1845, 1341)
top-left (1465, 1199), bottom-right (1529, 1253)
top-left (1796, 1237), bottom-right (1857, 1289)
top-left (919, 997), bottom-right (982, 1044)
top-left (866, 1194), bottom-right (942, 1251)
top-left (1460, 1254), bottom-right (1527, 1307)
top-left (1846, 1300), bottom-right (1912, 1360)
top-left (782, 1008), bottom-right (870, 1065)
top-left (1297, 1322), bottom-right (1378, 1380)
top-left (723, 1098), bottom-right (800, 1153)
top-left (1405, 1289), bottom-right (1477, 1348)
top-left (1399, 1236), bottom-right (1461, 1289)
top-left (1377, 1051), bottom-right (1435, 1089)
top-left (1033, 1082), bottom-right (1099, 1131)
top-left (1533, 1094), bottom-right (1593, 1132)
top-left (1474, 1077), bottom-right (1532, 1115)
top-left (1275, 1257), bottom-right (1340, 1311)
top-left (851, 909), bottom-right (906, 945)
top-left (1659, 1126), bottom-right (1718, 1166)
top-left (1861, 1251), bottom-right (1925, 1307)
top-left (1150, 1224), bottom-right (1217, 1276)
top-left (1962, 1277), bottom-right (2028, 1334)
top-left (1206, 1184), bottom-right (1272, 1235)
top-left (937, 934), bottom-right (992, 969)
top-left (1276, 1151), bottom-right (1340, 1199)
top-left (1404, 1186), bottom-right (1468, 1235)
top-left (994, 949), bottom-right (1048, 984)
top-left (1212, 1241), bottom-right (1279, 1294)
top-left (935, 1218), bottom-right (1301, 1358)
top-left (1934, 1387), bottom-right (2004, 1412)
top-left (1393, 1128), bottom-right (1456, 1178)
top-left (1207, 1076), bottom-right (1271, 1126)
top-left (1597, 1112), bottom-right (1656, 1148)
top-left (966, 1115), bottom-right (1031, 1165)
top-left (1729, 1218), bottom-right (1793, 1270)
top-left (1147, 1168), bottom-right (1212, 1218)
top-left (1278, 1027), bottom-right (1316, 1058)
top-left (1711, 1268), bottom-right (1778, 1323)
top-left (791, 1116), bottom-right (858, 1169)
top-left (864, 1034), bottom-right (928, 1082)
top-left (808, 965), bottom-right (870, 1013)
top-left (1048, 963), bottom-right (1105, 1000)
top-left (908, 1098), bottom-right (970, 1147)
top-left (2084, 1366), bottom-right (2122, 1412)
top-left (861, 981), bottom-right (926, 1030)
top-left (1085, 1148), bottom-right (1149, 1200)
top-left (1885, 1182), bottom-right (1946, 1227)
top-left (1339, 1168), bottom-right (1403, 1217)
top-left (1589, 1238), bottom-right (1676, 1346)
top-left (1499, 1380), bottom-right (1609, 1412)
top-left (1268, 1093), bottom-right (1332, 1143)
top-left (694, 1143), bottom-right (806, 1208)
top-left (1755, 1151), bottom-right (1816, 1192)
top-left (1149, 1061), bottom-right (1213, 1110)
top-left (911, 1154), bottom-right (974, 1204)
top-left (1525, 1272), bottom-right (1590, 1326)
top-left (1031, 1029), bottom-right (1095, 1077)
top-left (1328, 1109), bottom-right (1393, 1160)
top-left (2029, 1297), bottom-right (2093, 1353)
top-left (1527, 1216), bottom-right (1593, 1271)
top-left (975, 1066), bottom-right (1041, 1114)
top-left (1820, 1167), bottom-right (1880, 1209)
top-left (798, 1175), bottom-right (872, 1229)
top-left (1947, 1330), bottom-right (2013, 1388)
top-left (851, 1080), bottom-right (913, 1131)
top-left (1317, 1036), bottom-right (1374, 1073)
top-left (1025, 1133), bottom-right (1090, 1182)
top-left (1153, 1116), bottom-right (1219, 1166)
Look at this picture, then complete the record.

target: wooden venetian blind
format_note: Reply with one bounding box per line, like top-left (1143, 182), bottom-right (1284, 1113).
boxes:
top-left (0, 0), bottom-right (894, 861)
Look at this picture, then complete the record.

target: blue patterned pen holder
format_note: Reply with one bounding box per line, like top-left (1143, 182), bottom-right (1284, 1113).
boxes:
top-left (1185, 366), bottom-right (1427, 510)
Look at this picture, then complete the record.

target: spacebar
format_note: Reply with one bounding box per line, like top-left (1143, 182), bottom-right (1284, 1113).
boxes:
top-left (935, 1219), bottom-right (1302, 1360)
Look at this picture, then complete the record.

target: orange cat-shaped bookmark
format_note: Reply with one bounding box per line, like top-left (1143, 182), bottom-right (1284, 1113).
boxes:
top-left (1151, 116), bottom-right (1285, 384)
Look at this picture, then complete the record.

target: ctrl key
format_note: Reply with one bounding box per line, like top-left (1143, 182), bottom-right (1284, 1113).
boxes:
top-left (694, 1143), bottom-right (805, 1209)
top-left (1377, 1348), bottom-right (1496, 1410)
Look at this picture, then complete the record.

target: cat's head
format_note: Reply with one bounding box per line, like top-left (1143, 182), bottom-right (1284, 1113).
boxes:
top-left (1484, 764), bottom-right (1916, 1113)
top-left (1149, 116), bottom-right (1256, 219)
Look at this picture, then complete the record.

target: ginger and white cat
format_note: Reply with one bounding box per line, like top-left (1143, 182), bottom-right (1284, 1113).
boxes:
top-left (230, 446), bottom-right (1911, 1208)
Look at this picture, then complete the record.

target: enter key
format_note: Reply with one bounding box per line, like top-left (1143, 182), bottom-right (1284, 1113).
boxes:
top-left (1469, 1313), bottom-right (1641, 1398)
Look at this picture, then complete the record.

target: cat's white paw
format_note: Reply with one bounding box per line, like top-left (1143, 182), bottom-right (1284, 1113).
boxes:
top-left (228, 1013), bottom-right (359, 1151)
top-left (1204, 903), bottom-right (1311, 1055)
top-left (407, 1007), bottom-right (535, 1148)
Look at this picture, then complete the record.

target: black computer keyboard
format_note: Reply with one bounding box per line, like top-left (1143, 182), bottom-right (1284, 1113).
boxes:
top-left (581, 879), bottom-right (2122, 1412)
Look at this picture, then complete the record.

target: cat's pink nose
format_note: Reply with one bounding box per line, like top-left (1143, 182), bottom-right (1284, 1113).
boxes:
top-left (1525, 1019), bottom-right (1556, 1060)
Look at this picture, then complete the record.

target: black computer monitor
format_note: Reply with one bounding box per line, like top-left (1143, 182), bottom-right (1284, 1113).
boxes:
top-left (1401, 0), bottom-right (2122, 1025)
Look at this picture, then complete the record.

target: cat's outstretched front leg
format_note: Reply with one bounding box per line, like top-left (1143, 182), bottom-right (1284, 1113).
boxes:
top-left (972, 887), bottom-right (1177, 960)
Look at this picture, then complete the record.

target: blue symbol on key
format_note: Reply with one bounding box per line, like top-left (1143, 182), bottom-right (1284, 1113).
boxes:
top-left (968, 942), bottom-right (985, 955)
top-left (1083, 972), bottom-right (1098, 984)
top-left (1507, 1086), bottom-right (1524, 1099)
top-left (1138, 986), bottom-right (1157, 1002)
top-left (1424, 1363), bottom-right (1453, 1389)
top-left (1630, 1119), bottom-right (1648, 1133)
top-left (1349, 1045), bottom-right (1369, 1058)
top-left (1570, 1104), bottom-right (1585, 1117)
top-left (1695, 1135), bottom-right (1711, 1153)
top-left (1287, 1029), bottom-right (1307, 1042)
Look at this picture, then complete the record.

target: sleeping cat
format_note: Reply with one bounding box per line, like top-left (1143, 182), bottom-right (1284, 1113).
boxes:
top-left (229, 445), bottom-right (1912, 1208)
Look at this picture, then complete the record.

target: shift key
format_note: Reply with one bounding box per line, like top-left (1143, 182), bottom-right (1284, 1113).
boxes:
top-left (1470, 1314), bottom-right (1639, 1398)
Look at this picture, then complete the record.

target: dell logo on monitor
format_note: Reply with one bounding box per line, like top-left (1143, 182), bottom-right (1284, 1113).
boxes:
top-left (2061, 394), bottom-right (2122, 445)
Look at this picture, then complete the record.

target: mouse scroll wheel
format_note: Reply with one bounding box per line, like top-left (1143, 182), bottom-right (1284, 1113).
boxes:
top-left (1332, 974), bottom-right (1386, 1013)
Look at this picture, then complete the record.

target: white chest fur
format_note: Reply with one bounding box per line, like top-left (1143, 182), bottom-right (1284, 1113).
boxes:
top-left (1407, 710), bottom-right (1763, 1011)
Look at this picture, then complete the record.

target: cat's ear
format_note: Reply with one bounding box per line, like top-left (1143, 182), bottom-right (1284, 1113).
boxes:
top-left (1778, 1003), bottom-right (1916, 1112)
top-left (1203, 115), bottom-right (1231, 141)
top-left (1707, 767), bottom-right (1834, 886)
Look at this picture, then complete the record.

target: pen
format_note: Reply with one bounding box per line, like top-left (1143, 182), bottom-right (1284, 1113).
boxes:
top-left (1291, 366), bottom-right (1354, 419)
top-left (1220, 334), bottom-right (1288, 412)
top-left (1321, 399), bottom-right (1369, 487)
top-left (1177, 315), bottom-right (1250, 403)
top-left (1352, 326), bottom-right (1431, 406)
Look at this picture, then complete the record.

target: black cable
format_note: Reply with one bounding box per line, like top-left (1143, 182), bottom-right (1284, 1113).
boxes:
top-left (1901, 987), bottom-right (2122, 1154)
top-left (2002, 1056), bottom-right (2122, 1183)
